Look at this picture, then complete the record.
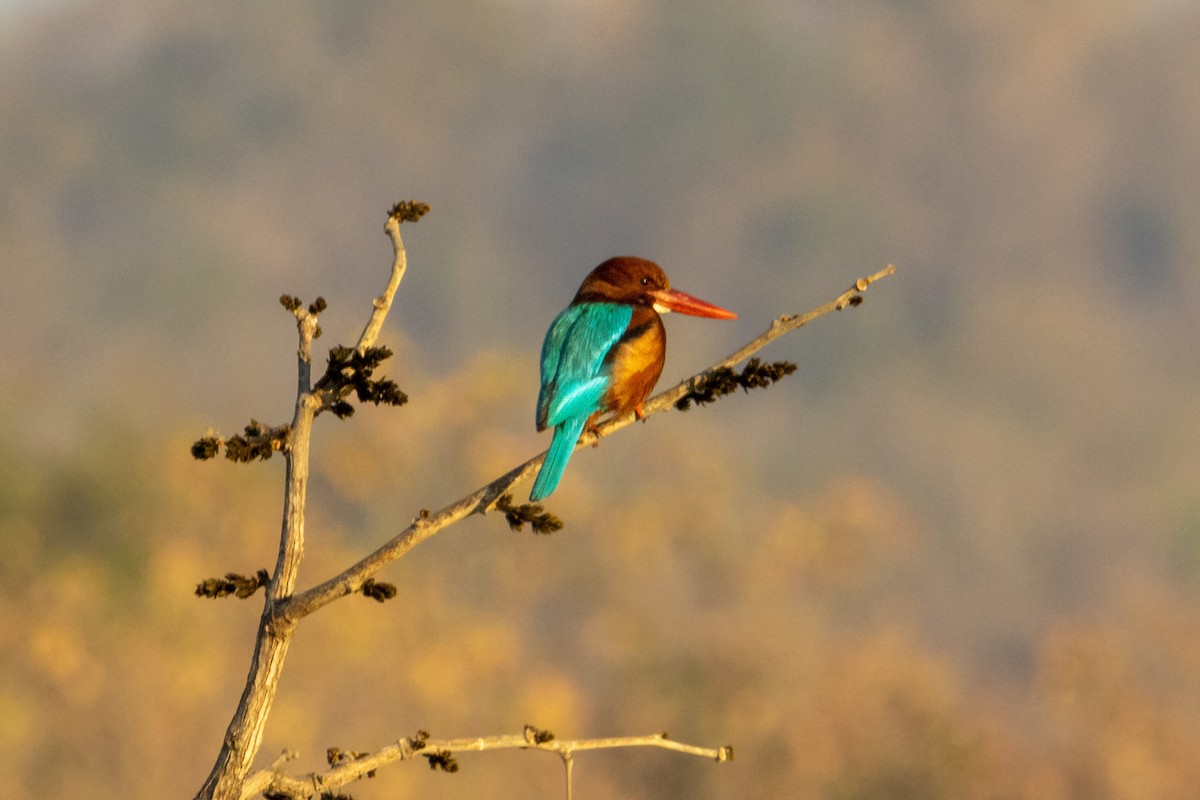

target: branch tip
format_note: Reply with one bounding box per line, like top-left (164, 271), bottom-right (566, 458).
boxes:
top-left (268, 748), bottom-right (299, 771)
top-left (387, 200), bottom-right (431, 225)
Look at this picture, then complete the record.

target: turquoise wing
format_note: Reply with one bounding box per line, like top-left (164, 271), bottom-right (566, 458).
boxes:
top-left (536, 302), bottom-right (633, 431)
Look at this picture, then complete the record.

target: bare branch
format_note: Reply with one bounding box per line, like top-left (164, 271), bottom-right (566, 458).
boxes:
top-left (241, 728), bottom-right (731, 800)
top-left (356, 201), bottom-right (428, 354)
top-left (192, 199), bottom-right (889, 800)
top-left (194, 305), bottom-right (319, 800)
top-left (277, 264), bottom-right (897, 623)
top-left (194, 205), bottom-right (428, 800)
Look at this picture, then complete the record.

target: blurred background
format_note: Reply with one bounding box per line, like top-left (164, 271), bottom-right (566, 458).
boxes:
top-left (2, 0), bottom-right (1199, 797)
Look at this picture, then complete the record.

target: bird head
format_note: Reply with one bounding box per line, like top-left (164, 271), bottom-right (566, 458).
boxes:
top-left (573, 257), bottom-right (737, 319)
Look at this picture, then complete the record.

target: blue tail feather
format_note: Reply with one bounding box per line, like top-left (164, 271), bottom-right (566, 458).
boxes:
top-left (530, 415), bottom-right (588, 501)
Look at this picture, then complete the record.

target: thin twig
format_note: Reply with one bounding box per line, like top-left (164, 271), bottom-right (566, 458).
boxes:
top-left (356, 213), bottom-right (410, 353)
top-left (241, 730), bottom-right (732, 800)
top-left (194, 306), bottom-right (320, 800)
top-left (277, 264), bottom-right (896, 623)
top-left (596, 264), bottom-right (896, 439)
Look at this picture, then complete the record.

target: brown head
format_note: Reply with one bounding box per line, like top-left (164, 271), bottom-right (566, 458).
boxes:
top-left (571, 256), bottom-right (737, 319)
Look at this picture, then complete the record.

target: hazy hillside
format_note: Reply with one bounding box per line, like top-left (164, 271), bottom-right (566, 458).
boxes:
top-left (2, 0), bottom-right (1199, 797)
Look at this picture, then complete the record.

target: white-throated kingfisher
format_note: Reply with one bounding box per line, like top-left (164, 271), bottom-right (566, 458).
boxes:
top-left (530, 256), bottom-right (737, 501)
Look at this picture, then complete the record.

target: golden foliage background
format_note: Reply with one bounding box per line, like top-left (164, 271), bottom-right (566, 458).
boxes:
top-left (2, 1), bottom-right (1199, 797)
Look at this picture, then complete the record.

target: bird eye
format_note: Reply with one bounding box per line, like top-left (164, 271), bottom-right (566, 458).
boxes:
top-left (640, 277), bottom-right (650, 286)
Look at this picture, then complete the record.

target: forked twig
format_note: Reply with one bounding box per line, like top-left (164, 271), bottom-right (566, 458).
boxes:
top-left (241, 728), bottom-right (732, 800)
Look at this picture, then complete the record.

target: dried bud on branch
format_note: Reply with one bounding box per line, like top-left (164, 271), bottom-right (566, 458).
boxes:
top-left (360, 578), bottom-right (397, 603)
top-left (495, 494), bottom-right (563, 534)
top-left (387, 200), bottom-right (431, 224)
top-left (195, 569), bottom-right (271, 599)
top-left (675, 358), bottom-right (797, 411)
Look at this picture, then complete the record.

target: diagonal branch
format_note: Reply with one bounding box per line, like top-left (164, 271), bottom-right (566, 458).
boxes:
top-left (276, 264), bottom-right (896, 623)
top-left (240, 728), bottom-right (732, 800)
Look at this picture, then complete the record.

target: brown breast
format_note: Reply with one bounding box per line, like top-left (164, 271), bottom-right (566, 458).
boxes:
top-left (601, 307), bottom-right (667, 417)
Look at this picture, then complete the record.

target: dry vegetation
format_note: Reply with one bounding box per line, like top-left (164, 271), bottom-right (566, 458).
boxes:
top-left (2, 1), bottom-right (1199, 798)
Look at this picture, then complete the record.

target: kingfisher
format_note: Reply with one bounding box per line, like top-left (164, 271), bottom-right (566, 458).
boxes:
top-left (530, 256), bottom-right (737, 501)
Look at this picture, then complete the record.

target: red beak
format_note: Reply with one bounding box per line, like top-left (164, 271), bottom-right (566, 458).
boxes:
top-left (649, 287), bottom-right (738, 319)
